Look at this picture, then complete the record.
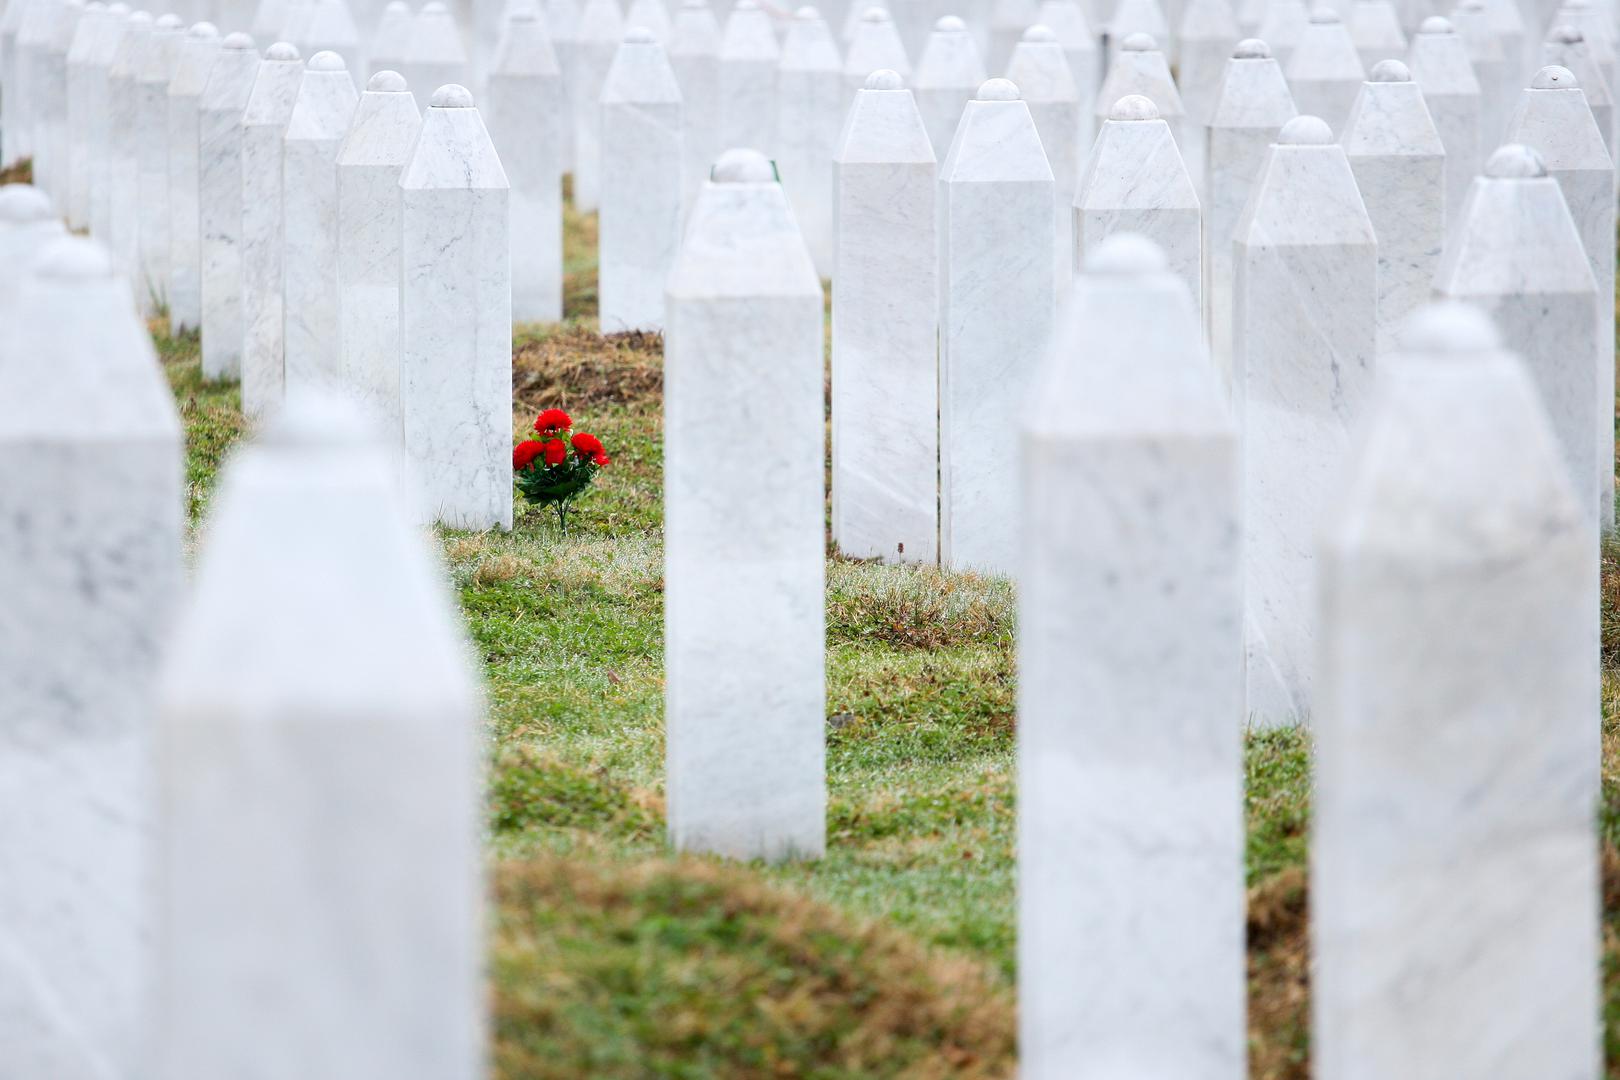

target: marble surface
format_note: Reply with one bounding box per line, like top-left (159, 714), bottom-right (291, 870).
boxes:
top-left (600, 30), bottom-right (683, 331)
top-left (571, 0), bottom-right (620, 210)
top-left (81, 2), bottom-right (125, 241)
top-left (914, 15), bottom-right (986, 160)
top-left (776, 7), bottom-right (841, 276)
top-left (1348, 0), bottom-right (1406, 69)
top-left (485, 8), bottom-right (564, 322)
top-left (136, 15), bottom-right (183, 314)
top-left (1019, 234), bottom-right (1242, 1080)
top-left (842, 7), bottom-right (910, 118)
top-left (1075, 96), bottom-right (1201, 306)
top-left (165, 22), bottom-right (220, 333)
top-left (1096, 32), bottom-right (1184, 126)
top-left (1542, 28), bottom-right (1614, 160)
top-left (337, 71), bottom-right (419, 427)
top-left (1340, 61), bottom-right (1445, 355)
top-left (1109, 0), bottom-right (1171, 63)
top-left (198, 32), bottom-right (259, 380)
top-left (1405, 19), bottom-right (1480, 251)
top-left (1038, 0), bottom-right (1098, 134)
top-left (1204, 39), bottom-right (1295, 392)
top-left (0, 237), bottom-right (182, 1080)
top-left (105, 11), bottom-right (149, 289)
top-left (240, 43), bottom-right (305, 415)
top-left (1450, 0), bottom-right (1510, 156)
top-left (938, 80), bottom-right (1055, 576)
top-left (832, 70), bottom-right (937, 563)
top-left (1007, 26), bottom-right (1080, 285)
top-left (0, 185), bottom-right (67, 320)
top-left (1504, 68), bottom-right (1616, 530)
top-left (154, 392), bottom-right (483, 1080)
top-left (670, 0), bottom-right (719, 210)
top-left (1313, 301), bottom-right (1598, 1080)
top-left (989, 0), bottom-right (1038, 70)
top-left (282, 51), bottom-right (358, 396)
top-left (32, 0), bottom-right (78, 212)
top-left (664, 149), bottom-right (826, 862)
top-left (1256, 0), bottom-right (1307, 61)
top-left (0, 0), bottom-right (35, 165)
top-left (367, 0), bottom-right (412, 77)
top-left (299, 0), bottom-right (359, 59)
top-left (1233, 115), bottom-right (1377, 726)
top-left (544, 0), bottom-right (581, 174)
top-left (400, 86), bottom-right (512, 531)
top-left (1285, 9), bottom-right (1365, 132)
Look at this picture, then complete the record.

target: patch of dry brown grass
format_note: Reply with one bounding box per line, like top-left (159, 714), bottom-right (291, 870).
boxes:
top-left (511, 326), bottom-right (663, 416)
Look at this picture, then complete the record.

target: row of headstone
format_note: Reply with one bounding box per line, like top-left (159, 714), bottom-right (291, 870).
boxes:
top-left (0, 197), bottom-right (484, 1077)
top-left (1018, 232), bottom-right (1598, 1077)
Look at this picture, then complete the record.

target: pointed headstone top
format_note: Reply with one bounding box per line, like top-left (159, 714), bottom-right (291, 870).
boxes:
top-left (1279, 113), bottom-right (1333, 142)
top-left (430, 83), bottom-right (474, 107)
top-left (1531, 63), bottom-right (1575, 87)
top-left (1110, 92), bottom-right (1159, 118)
top-left (1484, 142), bottom-right (1546, 177)
top-left (1370, 57), bottom-right (1409, 79)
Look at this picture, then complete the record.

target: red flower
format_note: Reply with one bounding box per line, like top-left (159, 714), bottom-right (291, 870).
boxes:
top-left (542, 439), bottom-right (568, 466)
top-left (535, 408), bottom-right (572, 434)
top-left (592, 452), bottom-right (611, 467)
top-left (512, 440), bottom-right (545, 470)
top-left (571, 432), bottom-right (604, 459)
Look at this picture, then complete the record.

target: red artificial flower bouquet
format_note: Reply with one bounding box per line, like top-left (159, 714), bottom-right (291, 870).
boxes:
top-left (513, 408), bottom-right (611, 530)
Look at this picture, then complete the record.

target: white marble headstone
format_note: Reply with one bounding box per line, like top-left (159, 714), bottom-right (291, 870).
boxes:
top-left (1096, 31), bottom-right (1184, 129)
top-left (134, 13), bottom-right (183, 314)
top-left (1340, 58), bottom-right (1445, 355)
top-left (1449, 0), bottom-right (1509, 152)
top-left (367, 0), bottom-right (411, 77)
top-left (1313, 301), bottom-right (1598, 1080)
top-left (1405, 16), bottom-right (1481, 227)
top-left (1177, 0), bottom-right (1239, 185)
top-left (399, 85), bottom-right (512, 530)
top-left (82, 1), bottom-right (127, 241)
top-left (398, 0), bottom-right (468, 98)
top-left (939, 79), bottom-right (1055, 575)
top-left (664, 147), bottom-right (826, 862)
top-left (671, 0), bottom-right (720, 208)
top-left (198, 30), bottom-right (260, 380)
top-left (776, 5), bottom-right (841, 276)
top-left (1234, 114), bottom-right (1376, 726)
top-left (154, 392), bottom-right (483, 1080)
top-left (1286, 7), bottom-right (1365, 130)
top-left (572, 0), bottom-right (622, 210)
top-left (1008, 24), bottom-right (1080, 284)
top-left (1543, 25), bottom-right (1614, 158)
top-left (842, 6), bottom-right (910, 116)
top-left (165, 21), bottom-right (220, 333)
top-left (914, 14), bottom-right (986, 159)
top-left (64, 0), bottom-right (107, 229)
top-left (1019, 233), bottom-right (1242, 1080)
top-left (0, 236), bottom-right (182, 1080)
top-left (1256, 0), bottom-right (1307, 60)
top-left (832, 69), bottom-right (938, 563)
top-left (105, 11), bottom-right (151, 287)
top-left (1348, 0), bottom-right (1406, 68)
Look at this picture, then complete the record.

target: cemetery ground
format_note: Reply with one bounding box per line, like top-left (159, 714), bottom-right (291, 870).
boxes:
top-left (150, 192), bottom-right (1620, 1078)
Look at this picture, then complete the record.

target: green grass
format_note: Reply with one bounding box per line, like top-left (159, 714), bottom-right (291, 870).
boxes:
top-left (150, 193), bottom-right (1620, 1080)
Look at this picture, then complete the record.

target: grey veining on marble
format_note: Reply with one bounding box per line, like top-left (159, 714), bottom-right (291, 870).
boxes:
top-left (337, 70), bottom-right (419, 427)
top-left (1008, 25), bottom-right (1081, 284)
top-left (486, 7), bottom-right (564, 321)
top-left (1019, 234), bottom-right (1242, 1080)
top-left (913, 15), bottom-right (984, 164)
top-left (0, 237), bottom-right (182, 1080)
top-left (1348, 0), bottom-right (1406, 68)
top-left (399, 85), bottom-right (512, 531)
top-left (776, 6), bottom-right (841, 275)
top-left (198, 31), bottom-right (258, 380)
top-left (832, 69), bottom-right (937, 563)
top-left (239, 42), bottom-right (304, 414)
top-left (572, 0), bottom-right (621, 210)
top-left (1233, 114), bottom-right (1376, 727)
top-left (671, 0), bottom-right (719, 209)
top-left (1096, 31), bottom-right (1184, 129)
top-left (155, 392), bottom-right (484, 1080)
top-left (1340, 59), bottom-right (1445, 355)
top-left (600, 29), bottom-right (683, 331)
top-left (664, 148), bottom-right (826, 863)
top-left (1433, 144), bottom-right (1601, 532)
top-left (1286, 7), bottom-right (1366, 131)
top-left (1204, 38), bottom-right (1295, 390)
top-left (1406, 17), bottom-right (1480, 225)
top-left (1313, 301), bottom-right (1599, 1080)
top-left (1076, 95), bottom-right (1201, 304)
top-left (939, 79), bottom-right (1055, 575)
top-left (1543, 26), bottom-right (1614, 159)
top-left (1502, 74), bottom-right (1615, 530)
top-left (165, 21), bottom-right (220, 333)
top-left (283, 50), bottom-right (358, 396)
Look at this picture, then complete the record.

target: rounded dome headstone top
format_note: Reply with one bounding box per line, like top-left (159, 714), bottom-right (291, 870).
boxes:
top-left (1370, 58), bottom-right (1411, 81)
top-left (935, 14), bottom-right (965, 29)
top-left (1109, 93), bottom-right (1160, 120)
top-left (1121, 31), bottom-right (1157, 50)
top-left (864, 68), bottom-right (903, 89)
top-left (1400, 300), bottom-right (1502, 352)
top-left (1086, 233), bottom-right (1169, 275)
top-left (1484, 143), bottom-right (1547, 178)
top-left (1530, 64), bottom-right (1576, 88)
top-left (712, 147), bottom-right (776, 183)
top-left (1233, 37), bottom-right (1270, 57)
top-left (308, 49), bottom-right (346, 70)
top-left (976, 77), bottom-right (1020, 100)
top-left (266, 40), bottom-right (300, 60)
top-left (367, 69), bottom-right (408, 91)
top-left (430, 83), bottom-right (475, 108)
top-left (1278, 114), bottom-right (1334, 144)
top-left (1417, 15), bottom-right (1453, 32)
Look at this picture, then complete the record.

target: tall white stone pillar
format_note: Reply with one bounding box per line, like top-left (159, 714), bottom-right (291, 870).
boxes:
top-left (240, 41), bottom-right (304, 412)
top-left (776, 5), bottom-right (840, 276)
top-left (1406, 16), bottom-right (1480, 226)
top-left (571, 0), bottom-right (620, 210)
top-left (914, 14), bottom-right (985, 158)
top-left (197, 31), bottom-right (260, 380)
top-left (670, 0), bottom-right (720, 209)
top-left (166, 20), bottom-right (220, 334)
top-left (1008, 24), bottom-right (1081, 283)
top-left (1286, 6), bottom-right (1365, 130)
